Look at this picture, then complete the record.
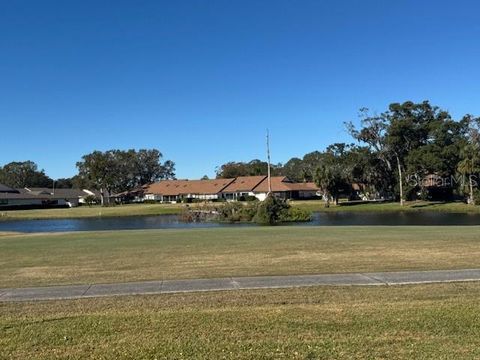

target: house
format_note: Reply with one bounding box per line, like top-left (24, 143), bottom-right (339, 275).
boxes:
top-left (21, 188), bottom-right (99, 207)
top-left (221, 176), bottom-right (267, 201)
top-left (136, 176), bottom-right (321, 203)
top-left (251, 176), bottom-right (320, 201)
top-left (0, 184), bottom-right (99, 209)
top-left (0, 184), bottom-right (69, 209)
top-left (144, 178), bottom-right (236, 203)
top-left (112, 185), bottom-right (149, 203)
top-left (0, 183), bottom-right (18, 193)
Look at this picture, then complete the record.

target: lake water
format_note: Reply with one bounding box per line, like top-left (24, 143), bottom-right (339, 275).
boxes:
top-left (1, 211), bottom-right (480, 233)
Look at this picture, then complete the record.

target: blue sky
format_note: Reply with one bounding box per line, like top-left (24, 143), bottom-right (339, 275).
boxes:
top-left (1, 0), bottom-right (479, 179)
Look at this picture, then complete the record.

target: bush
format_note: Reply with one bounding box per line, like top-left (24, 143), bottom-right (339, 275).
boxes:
top-left (83, 195), bottom-right (98, 206)
top-left (253, 195), bottom-right (289, 225)
top-left (473, 188), bottom-right (480, 205)
top-left (280, 207), bottom-right (312, 222)
top-left (216, 202), bottom-right (258, 222)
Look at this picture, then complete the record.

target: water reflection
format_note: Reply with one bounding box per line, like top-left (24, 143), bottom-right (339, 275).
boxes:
top-left (1, 211), bottom-right (480, 233)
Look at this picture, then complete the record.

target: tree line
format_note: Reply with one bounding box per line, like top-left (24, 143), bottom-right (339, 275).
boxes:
top-left (216, 101), bottom-right (480, 206)
top-left (0, 149), bottom-right (175, 205)
top-left (2, 100), bottom-right (479, 206)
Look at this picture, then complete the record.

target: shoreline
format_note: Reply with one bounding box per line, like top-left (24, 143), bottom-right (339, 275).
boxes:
top-left (0, 200), bottom-right (479, 222)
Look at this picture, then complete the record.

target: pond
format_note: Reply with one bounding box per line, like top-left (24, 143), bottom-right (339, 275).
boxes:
top-left (1, 211), bottom-right (480, 233)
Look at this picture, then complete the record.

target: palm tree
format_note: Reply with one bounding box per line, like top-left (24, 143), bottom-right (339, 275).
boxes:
top-left (458, 144), bottom-right (480, 205)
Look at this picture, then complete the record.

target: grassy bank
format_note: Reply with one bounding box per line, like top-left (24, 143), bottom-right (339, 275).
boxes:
top-left (291, 199), bottom-right (480, 213)
top-left (2, 283), bottom-right (480, 359)
top-left (0, 203), bottom-right (184, 221)
top-left (1, 226), bottom-right (480, 288)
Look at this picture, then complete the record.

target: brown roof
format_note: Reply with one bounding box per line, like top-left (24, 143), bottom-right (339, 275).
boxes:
top-left (253, 176), bottom-right (320, 193)
top-left (252, 176), bottom-right (294, 192)
top-left (222, 176), bottom-right (267, 193)
top-left (146, 178), bottom-right (235, 196)
top-left (286, 182), bottom-right (320, 191)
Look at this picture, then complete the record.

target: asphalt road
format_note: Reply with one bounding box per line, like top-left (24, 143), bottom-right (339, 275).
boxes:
top-left (2, 269), bottom-right (480, 302)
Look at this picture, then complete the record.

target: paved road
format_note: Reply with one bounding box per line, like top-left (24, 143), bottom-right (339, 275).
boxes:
top-left (2, 269), bottom-right (480, 302)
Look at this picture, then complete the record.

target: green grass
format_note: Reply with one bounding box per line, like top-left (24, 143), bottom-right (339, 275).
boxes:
top-left (2, 283), bottom-right (480, 359)
top-left (291, 199), bottom-right (480, 213)
top-left (2, 226), bottom-right (480, 288)
top-left (0, 203), bottom-right (184, 221)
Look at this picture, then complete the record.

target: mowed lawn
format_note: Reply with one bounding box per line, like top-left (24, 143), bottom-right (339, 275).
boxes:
top-left (0, 203), bottom-right (184, 221)
top-left (1, 226), bottom-right (480, 288)
top-left (290, 199), bottom-right (480, 213)
top-left (2, 283), bottom-right (480, 359)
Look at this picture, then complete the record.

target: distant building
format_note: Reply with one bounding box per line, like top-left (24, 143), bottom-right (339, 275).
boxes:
top-left (221, 176), bottom-right (267, 200)
top-left (144, 178), bottom-right (236, 202)
top-left (251, 176), bottom-right (319, 201)
top-left (0, 184), bottom-right (99, 209)
top-left (116, 176), bottom-right (321, 203)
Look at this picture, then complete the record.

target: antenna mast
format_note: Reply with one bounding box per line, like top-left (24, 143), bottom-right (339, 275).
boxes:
top-left (267, 129), bottom-right (272, 195)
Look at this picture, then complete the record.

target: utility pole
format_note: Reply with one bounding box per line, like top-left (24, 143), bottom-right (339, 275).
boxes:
top-left (267, 129), bottom-right (272, 195)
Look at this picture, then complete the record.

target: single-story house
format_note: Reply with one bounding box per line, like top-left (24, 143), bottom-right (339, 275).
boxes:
top-left (0, 183), bottom-right (18, 193)
top-left (144, 178), bottom-right (236, 203)
top-left (251, 176), bottom-right (320, 201)
top-left (112, 185), bottom-right (150, 203)
top-left (0, 184), bottom-right (99, 209)
top-left (21, 188), bottom-right (100, 207)
top-left (0, 187), bottom-right (69, 210)
top-left (221, 176), bottom-right (267, 201)
top-left (135, 176), bottom-right (321, 203)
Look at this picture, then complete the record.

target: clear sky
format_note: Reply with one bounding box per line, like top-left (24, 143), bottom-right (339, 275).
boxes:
top-left (1, 0), bottom-right (479, 179)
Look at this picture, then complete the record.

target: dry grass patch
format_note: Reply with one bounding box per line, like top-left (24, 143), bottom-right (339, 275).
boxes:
top-left (1, 226), bottom-right (480, 287)
top-left (2, 283), bottom-right (480, 359)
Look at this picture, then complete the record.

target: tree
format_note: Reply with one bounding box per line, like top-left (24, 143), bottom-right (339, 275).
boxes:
top-left (216, 159), bottom-right (283, 178)
top-left (346, 108), bottom-right (393, 199)
top-left (348, 101), bottom-right (468, 204)
top-left (283, 157), bottom-right (306, 182)
top-left (314, 144), bottom-right (354, 206)
top-left (55, 178), bottom-right (74, 189)
top-left (253, 194), bottom-right (289, 225)
top-left (76, 149), bottom-right (175, 205)
top-left (0, 161), bottom-right (53, 188)
top-left (457, 116), bottom-right (480, 205)
top-left (133, 149), bottom-right (175, 185)
top-left (301, 151), bottom-right (324, 182)
top-left (76, 151), bottom-right (119, 206)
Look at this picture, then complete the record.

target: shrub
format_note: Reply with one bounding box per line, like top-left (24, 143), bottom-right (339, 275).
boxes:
top-left (143, 200), bottom-right (157, 204)
top-left (253, 195), bottom-right (289, 225)
top-left (280, 207), bottom-right (312, 222)
top-left (83, 195), bottom-right (98, 206)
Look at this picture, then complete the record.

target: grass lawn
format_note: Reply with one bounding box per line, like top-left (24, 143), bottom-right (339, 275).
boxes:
top-left (291, 199), bottom-right (480, 213)
top-left (0, 203), bottom-right (185, 221)
top-left (1, 226), bottom-right (480, 288)
top-left (2, 283), bottom-right (480, 359)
